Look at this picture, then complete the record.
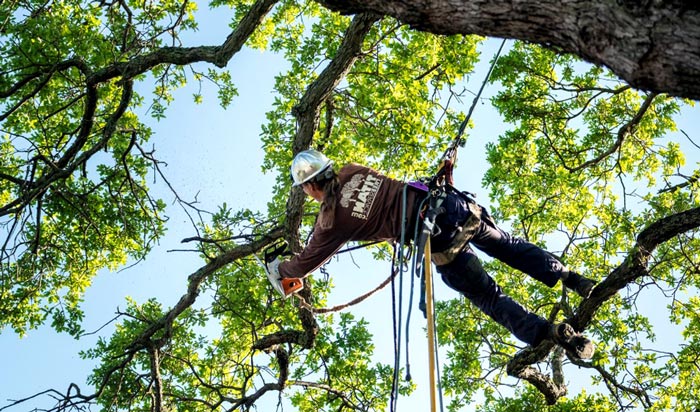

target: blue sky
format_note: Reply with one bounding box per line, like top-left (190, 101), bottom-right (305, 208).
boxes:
top-left (1, 4), bottom-right (699, 411)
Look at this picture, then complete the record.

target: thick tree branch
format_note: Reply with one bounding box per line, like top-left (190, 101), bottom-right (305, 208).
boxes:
top-left (515, 365), bottom-right (567, 405)
top-left (507, 206), bottom-right (700, 403)
top-left (0, 0), bottom-right (279, 219)
top-left (0, 81), bottom-right (128, 217)
top-left (90, 0), bottom-right (279, 83)
top-left (0, 58), bottom-right (90, 118)
top-left (314, 0), bottom-right (700, 100)
top-left (575, 206), bottom-right (700, 328)
top-left (129, 226), bottom-right (286, 353)
top-left (285, 12), bottom-right (381, 246)
top-left (252, 329), bottom-right (306, 351)
top-left (148, 346), bottom-right (164, 412)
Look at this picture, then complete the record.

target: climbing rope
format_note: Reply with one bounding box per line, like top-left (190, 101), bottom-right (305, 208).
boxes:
top-left (293, 38), bottom-right (509, 411)
top-left (418, 38), bottom-right (508, 412)
top-left (433, 38), bottom-right (508, 188)
top-left (423, 239), bottom-right (439, 412)
top-left (448, 38), bottom-right (507, 162)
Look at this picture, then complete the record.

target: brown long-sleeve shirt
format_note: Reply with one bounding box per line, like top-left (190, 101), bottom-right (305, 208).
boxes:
top-left (278, 163), bottom-right (421, 278)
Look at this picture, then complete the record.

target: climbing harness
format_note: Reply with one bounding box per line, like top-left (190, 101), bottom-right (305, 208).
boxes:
top-left (416, 36), bottom-right (508, 309)
top-left (403, 38), bottom-right (508, 412)
top-left (286, 38), bottom-right (508, 412)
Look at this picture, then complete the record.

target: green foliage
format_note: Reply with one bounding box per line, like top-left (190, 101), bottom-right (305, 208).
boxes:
top-left (261, 10), bottom-right (482, 214)
top-left (461, 40), bottom-right (700, 410)
top-left (290, 312), bottom-right (411, 411)
top-left (2, 1), bottom-right (699, 411)
top-left (0, 0), bottom-right (193, 336)
top-left (82, 298), bottom-right (213, 411)
top-left (437, 298), bottom-right (514, 410)
top-left (477, 386), bottom-right (617, 412)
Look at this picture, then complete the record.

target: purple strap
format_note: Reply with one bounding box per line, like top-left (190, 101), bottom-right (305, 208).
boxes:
top-left (407, 181), bottom-right (429, 192)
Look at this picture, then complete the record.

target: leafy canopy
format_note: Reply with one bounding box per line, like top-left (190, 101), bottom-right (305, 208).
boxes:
top-left (1, 1), bottom-right (699, 412)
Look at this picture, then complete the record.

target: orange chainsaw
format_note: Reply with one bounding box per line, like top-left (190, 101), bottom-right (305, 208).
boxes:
top-left (256, 241), bottom-right (303, 298)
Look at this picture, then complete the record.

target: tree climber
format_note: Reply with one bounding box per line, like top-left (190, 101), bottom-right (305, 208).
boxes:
top-left (270, 149), bottom-right (596, 359)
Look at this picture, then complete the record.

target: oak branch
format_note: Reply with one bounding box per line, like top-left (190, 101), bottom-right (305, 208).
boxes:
top-left (316, 0), bottom-right (700, 101)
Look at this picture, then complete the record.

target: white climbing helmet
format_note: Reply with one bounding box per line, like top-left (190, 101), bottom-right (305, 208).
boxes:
top-left (290, 149), bottom-right (333, 187)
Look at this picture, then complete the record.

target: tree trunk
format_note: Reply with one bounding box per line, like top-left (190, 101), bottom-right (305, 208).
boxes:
top-left (316, 0), bottom-right (700, 100)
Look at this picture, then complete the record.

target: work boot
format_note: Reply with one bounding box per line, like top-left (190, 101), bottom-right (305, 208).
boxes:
top-left (550, 323), bottom-right (595, 359)
top-left (562, 271), bottom-right (597, 299)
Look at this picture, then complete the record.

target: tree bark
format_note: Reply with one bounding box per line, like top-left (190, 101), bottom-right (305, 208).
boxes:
top-left (315, 0), bottom-right (700, 101)
top-left (285, 12), bottom-right (382, 249)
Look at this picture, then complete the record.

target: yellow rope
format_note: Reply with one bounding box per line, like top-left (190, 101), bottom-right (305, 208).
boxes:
top-left (424, 238), bottom-right (438, 412)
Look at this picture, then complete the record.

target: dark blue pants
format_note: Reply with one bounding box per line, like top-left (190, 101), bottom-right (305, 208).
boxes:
top-left (432, 192), bottom-right (565, 345)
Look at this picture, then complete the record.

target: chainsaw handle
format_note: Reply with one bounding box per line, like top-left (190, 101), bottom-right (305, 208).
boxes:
top-left (264, 241), bottom-right (292, 263)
